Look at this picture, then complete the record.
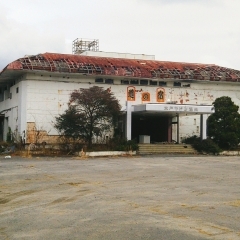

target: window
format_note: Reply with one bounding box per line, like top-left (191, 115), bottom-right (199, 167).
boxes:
top-left (105, 79), bottom-right (114, 84)
top-left (156, 88), bottom-right (165, 102)
top-left (174, 82), bottom-right (181, 87)
top-left (142, 92), bottom-right (150, 101)
top-left (130, 79), bottom-right (139, 85)
top-left (121, 80), bottom-right (130, 84)
top-left (127, 86), bottom-right (136, 101)
top-left (16, 87), bottom-right (19, 93)
top-left (150, 80), bottom-right (157, 86)
top-left (140, 80), bottom-right (148, 85)
top-left (159, 81), bottom-right (167, 86)
top-left (95, 78), bottom-right (104, 83)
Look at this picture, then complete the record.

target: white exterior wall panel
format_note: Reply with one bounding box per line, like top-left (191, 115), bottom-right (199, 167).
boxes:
top-left (2, 71), bottom-right (240, 142)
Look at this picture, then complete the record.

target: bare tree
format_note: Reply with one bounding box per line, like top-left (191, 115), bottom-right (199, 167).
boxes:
top-left (54, 86), bottom-right (121, 148)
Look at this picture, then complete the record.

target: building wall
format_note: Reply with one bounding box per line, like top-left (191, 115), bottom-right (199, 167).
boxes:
top-left (22, 73), bottom-right (240, 143)
top-left (2, 72), bottom-right (240, 143)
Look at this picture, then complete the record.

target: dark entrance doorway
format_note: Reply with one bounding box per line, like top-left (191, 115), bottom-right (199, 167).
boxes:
top-left (132, 114), bottom-right (169, 143)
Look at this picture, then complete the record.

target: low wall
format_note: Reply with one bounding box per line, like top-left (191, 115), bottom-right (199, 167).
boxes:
top-left (79, 151), bottom-right (137, 157)
top-left (220, 151), bottom-right (240, 156)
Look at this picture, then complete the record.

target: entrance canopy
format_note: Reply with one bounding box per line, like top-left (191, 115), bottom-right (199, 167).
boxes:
top-left (125, 102), bottom-right (214, 141)
top-left (132, 103), bottom-right (214, 117)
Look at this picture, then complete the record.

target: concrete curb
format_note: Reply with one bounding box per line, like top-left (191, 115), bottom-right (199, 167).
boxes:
top-left (220, 151), bottom-right (240, 156)
top-left (79, 150), bottom-right (137, 157)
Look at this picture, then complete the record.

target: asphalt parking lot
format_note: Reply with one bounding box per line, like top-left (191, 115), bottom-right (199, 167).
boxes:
top-left (0, 155), bottom-right (240, 240)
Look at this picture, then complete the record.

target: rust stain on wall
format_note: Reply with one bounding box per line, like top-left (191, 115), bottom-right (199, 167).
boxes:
top-left (58, 102), bottom-right (62, 110)
top-left (26, 122), bottom-right (57, 144)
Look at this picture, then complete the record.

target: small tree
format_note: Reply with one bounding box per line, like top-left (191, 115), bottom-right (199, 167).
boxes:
top-left (54, 86), bottom-right (121, 148)
top-left (207, 96), bottom-right (240, 150)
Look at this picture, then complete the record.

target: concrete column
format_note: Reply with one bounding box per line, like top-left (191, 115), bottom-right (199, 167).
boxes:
top-left (125, 101), bottom-right (132, 140)
top-left (3, 117), bottom-right (9, 141)
top-left (177, 115), bottom-right (179, 143)
top-left (19, 80), bottom-right (27, 134)
top-left (200, 114), bottom-right (207, 140)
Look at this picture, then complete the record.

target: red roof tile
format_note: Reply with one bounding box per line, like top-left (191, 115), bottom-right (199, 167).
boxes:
top-left (1, 52), bottom-right (240, 82)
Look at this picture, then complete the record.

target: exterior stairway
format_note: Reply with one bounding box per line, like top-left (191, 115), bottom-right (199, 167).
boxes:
top-left (138, 144), bottom-right (197, 155)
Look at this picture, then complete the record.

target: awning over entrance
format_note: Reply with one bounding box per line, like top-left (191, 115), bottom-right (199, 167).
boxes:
top-left (132, 103), bottom-right (214, 116)
top-left (125, 102), bottom-right (215, 142)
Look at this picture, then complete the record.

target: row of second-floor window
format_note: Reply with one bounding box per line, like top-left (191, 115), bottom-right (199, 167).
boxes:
top-left (0, 87), bottom-right (19, 94)
top-left (95, 78), bottom-right (190, 87)
top-left (95, 78), bottom-right (114, 84)
top-left (0, 87), bottom-right (19, 93)
top-left (0, 87), bottom-right (19, 102)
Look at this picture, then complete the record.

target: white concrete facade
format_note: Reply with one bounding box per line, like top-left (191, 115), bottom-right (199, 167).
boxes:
top-left (0, 72), bottom-right (240, 143)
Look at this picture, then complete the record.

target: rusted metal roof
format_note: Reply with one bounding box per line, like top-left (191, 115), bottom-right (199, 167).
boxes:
top-left (1, 52), bottom-right (240, 82)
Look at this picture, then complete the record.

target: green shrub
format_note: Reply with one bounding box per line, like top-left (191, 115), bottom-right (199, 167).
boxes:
top-left (183, 136), bottom-right (221, 154)
top-left (182, 135), bottom-right (199, 144)
top-left (207, 96), bottom-right (240, 150)
top-left (109, 137), bottom-right (139, 151)
top-left (193, 138), bottom-right (221, 155)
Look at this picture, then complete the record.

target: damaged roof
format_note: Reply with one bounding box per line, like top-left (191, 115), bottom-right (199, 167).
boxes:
top-left (1, 52), bottom-right (240, 82)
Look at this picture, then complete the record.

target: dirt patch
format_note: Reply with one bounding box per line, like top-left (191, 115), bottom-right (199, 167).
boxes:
top-left (0, 198), bottom-right (10, 204)
top-left (226, 199), bottom-right (240, 207)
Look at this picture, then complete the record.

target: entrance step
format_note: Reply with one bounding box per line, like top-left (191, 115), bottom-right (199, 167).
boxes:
top-left (138, 144), bottom-right (197, 154)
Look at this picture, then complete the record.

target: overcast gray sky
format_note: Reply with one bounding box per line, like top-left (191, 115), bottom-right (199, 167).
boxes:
top-left (1, 0), bottom-right (240, 70)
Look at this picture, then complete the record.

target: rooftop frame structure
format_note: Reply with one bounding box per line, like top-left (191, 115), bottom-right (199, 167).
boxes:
top-left (72, 38), bottom-right (99, 55)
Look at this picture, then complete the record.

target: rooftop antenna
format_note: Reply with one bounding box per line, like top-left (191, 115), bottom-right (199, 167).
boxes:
top-left (72, 38), bottom-right (99, 54)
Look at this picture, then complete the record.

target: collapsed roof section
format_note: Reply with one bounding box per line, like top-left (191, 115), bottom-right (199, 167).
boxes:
top-left (2, 52), bottom-right (240, 82)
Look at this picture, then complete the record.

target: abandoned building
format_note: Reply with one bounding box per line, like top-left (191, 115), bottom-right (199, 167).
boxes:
top-left (0, 39), bottom-right (240, 144)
